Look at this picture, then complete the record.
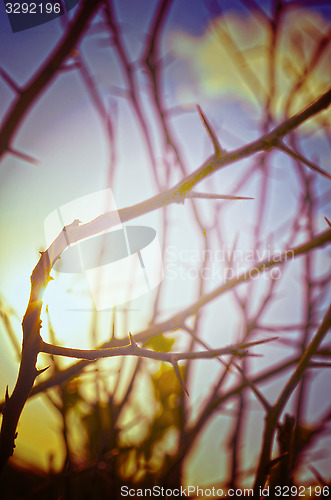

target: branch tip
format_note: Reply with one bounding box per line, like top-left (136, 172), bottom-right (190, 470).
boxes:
top-left (37, 366), bottom-right (50, 377)
top-left (172, 361), bottom-right (189, 397)
top-left (277, 140), bottom-right (331, 180)
top-left (129, 332), bottom-right (138, 348)
top-left (196, 104), bottom-right (223, 155)
top-left (186, 191), bottom-right (254, 201)
top-left (0, 68), bottom-right (21, 94)
top-left (5, 386), bottom-right (9, 403)
top-left (308, 465), bottom-right (328, 486)
top-left (268, 452), bottom-right (289, 470)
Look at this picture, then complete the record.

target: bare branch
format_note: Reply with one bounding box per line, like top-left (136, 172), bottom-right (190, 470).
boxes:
top-left (39, 337), bottom-right (278, 363)
top-left (254, 303), bottom-right (331, 493)
top-left (277, 140), bottom-right (331, 180)
top-left (0, 0), bottom-right (104, 159)
top-left (197, 105), bottom-right (223, 155)
top-left (0, 68), bottom-right (20, 94)
top-left (0, 227), bottom-right (327, 409)
top-left (7, 147), bottom-right (39, 165)
top-left (185, 192), bottom-right (254, 200)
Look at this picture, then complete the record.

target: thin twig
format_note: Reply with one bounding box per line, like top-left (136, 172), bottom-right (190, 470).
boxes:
top-left (253, 303), bottom-right (331, 494)
top-left (0, 227), bottom-right (328, 409)
top-left (0, 0), bottom-right (104, 159)
top-left (40, 336), bottom-right (277, 362)
top-left (277, 140), bottom-right (331, 179)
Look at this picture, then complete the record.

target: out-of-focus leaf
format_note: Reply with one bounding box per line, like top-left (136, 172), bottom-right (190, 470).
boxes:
top-left (117, 448), bottom-right (137, 480)
top-left (145, 334), bottom-right (175, 353)
top-left (80, 402), bottom-right (113, 460)
top-left (61, 378), bottom-right (83, 409)
top-left (151, 364), bottom-right (186, 402)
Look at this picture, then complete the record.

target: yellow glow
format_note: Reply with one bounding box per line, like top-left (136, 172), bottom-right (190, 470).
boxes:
top-left (170, 8), bottom-right (331, 123)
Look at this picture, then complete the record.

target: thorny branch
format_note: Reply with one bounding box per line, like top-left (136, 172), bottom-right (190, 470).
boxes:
top-left (43, 89), bottom-right (331, 263)
top-left (0, 221), bottom-right (330, 438)
top-left (0, 0), bottom-right (331, 492)
top-left (1, 90), bottom-right (330, 470)
top-left (40, 335), bottom-right (277, 362)
top-left (253, 303), bottom-right (331, 495)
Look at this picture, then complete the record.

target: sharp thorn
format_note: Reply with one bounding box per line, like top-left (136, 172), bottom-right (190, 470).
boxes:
top-left (196, 104), bottom-right (223, 155)
top-left (129, 332), bottom-right (138, 348)
top-left (37, 365), bottom-right (50, 376)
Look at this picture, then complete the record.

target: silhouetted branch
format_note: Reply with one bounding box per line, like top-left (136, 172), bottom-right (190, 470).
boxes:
top-left (40, 336), bottom-right (277, 362)
top-left (38, 90), bottom-right (331, 262)
top-left (1, 1), bottom-right (330, 489)
top-left (0, 226), bottom-right (329, 415)
top-left (253, 303), bottom-right (331, 494)
top-left (0, 0), bottom-right (104, 159)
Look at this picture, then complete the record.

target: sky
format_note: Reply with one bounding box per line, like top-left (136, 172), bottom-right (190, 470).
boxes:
top-left (0, 0), bottom-right (331, 488)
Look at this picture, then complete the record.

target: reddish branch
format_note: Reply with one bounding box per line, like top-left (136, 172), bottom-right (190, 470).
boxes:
top-left (0, 226), bottom-right (329, 413)
top-left (0, 252), bottom-right (51, 472)
top-left (1, 0), bottom-right (330, 489)
top-left (33, 89), bottom-right (331, 253)
top-left (0, 0), bottom-right (104, 160)
top-left (40, 335), bottom-right (277, 362)
top-left (253, 303), bottom-right (331, 495)
top-left (0, 86), bottom-right (330, 475)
